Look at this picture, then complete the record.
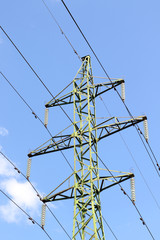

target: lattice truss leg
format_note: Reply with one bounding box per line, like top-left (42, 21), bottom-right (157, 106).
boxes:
top-left (72, 56), bottom-right (105, 240)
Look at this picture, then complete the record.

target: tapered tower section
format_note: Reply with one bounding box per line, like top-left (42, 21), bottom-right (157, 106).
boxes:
top-left (72, 55), bottom-right (104, 239)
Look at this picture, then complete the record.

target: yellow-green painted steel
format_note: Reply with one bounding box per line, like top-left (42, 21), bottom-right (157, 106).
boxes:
top-left (28, 56), bottom-right (147, 240)
top-left (72, 55), bottom-right (104, 239)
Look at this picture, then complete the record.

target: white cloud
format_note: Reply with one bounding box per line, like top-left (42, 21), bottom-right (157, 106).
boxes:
top-left (0, 152), bottom-right (42, 223)
top-left (0, 202), bottom-right (22, 223)
top-left (0, 127), bottom-right (8, 136)
top-left (0, 178), bottom-right (41, 223)
top-left (0, 155), bottom-right (16, 177)
top-left (0, 150), bottom-right (56, 224)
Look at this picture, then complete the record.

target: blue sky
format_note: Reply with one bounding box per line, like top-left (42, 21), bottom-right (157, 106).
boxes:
top-left (0, 0), bottom-right (160, 239)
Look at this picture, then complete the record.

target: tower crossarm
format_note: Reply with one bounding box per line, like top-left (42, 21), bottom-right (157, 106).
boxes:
top-left (28, 116), bottom-right (146, 158)
top-left (93, 115), bottom-right (146, 141)
top-left (42, 170), bottom-right (134, 203)
top-left (45, 79), bottom-right (124, 108)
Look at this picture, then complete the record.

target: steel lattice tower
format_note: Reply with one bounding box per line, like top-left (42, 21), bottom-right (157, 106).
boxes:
top-left (72, 56), bottom-right (105, 239)
top-left (28, 55), bottom-right (147, 239)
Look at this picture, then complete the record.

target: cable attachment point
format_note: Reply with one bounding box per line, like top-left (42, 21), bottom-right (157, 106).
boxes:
top-left (74, 49), bottom-right (77, 54)
top-left (138, 127), bottom-right (143, 134)
top-left (121, 187), bottom-right (126, 195)
top-left (37, 193), bottom-right (42, 200)
top-left (140, 217), bottom-right (145, 225)
top-left (14, 167), bottom-right (20, 174)
top-left (28, 217), bottom-right (35, 224)
top-left (156, 163), bottom-right (160, 171)
top-left (32, 111), bottom-right (37, 119)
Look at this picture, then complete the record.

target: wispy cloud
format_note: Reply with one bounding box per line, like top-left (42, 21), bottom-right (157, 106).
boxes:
top-left (0, 202), bottom-right (22, 223)
top-left (0, 148), bottom-right (56, 224)
top-left (0, 154), bottom-right (16, 177)
top-left (0, 151), bottom-right (42, 223)
top-left (0, 127), bottom-right (8, 136)
top-left (0, 178), bottom-right (41, 223)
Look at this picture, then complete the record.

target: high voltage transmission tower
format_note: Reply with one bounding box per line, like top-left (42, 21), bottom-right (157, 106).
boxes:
top-left (27, 55), bottom-right (148, 239)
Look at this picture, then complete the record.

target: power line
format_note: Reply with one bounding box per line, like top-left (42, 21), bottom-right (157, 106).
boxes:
top-left (0, 151), bottom-right (72, 239)
top-left (0, 145), bottom-right (155, 239)
top-left (0, 151), bottom-right (119, 240)
top-left (60, 0), bottom-right (160, 177)
top-left (92, 146), bottom-right (155, 240)
top-left (66, 116), bottom-right (156, 239)
top-left (0, 72), bottom-right (74, 236)
top-left (0, 74), bottom-right (118, 239)
top-left (102, 216), bottom-right (118, 240)
top-left (69, 126), bottom-right (156, 238)
top-left (1, 24), bottom-right (158, 179)
top-left (37, 3), bottom-right (158, 236)
top-left (0, 71), bottom-right (73, 171)
top-left (41, 0), bottom-right (82, 62)
top-left (0, 26), bottom-right (73, 124)
top-left (120, 131), bottom-right (160, 210)
top-left (0, 24), bottom-right (156, 238)
top-left (0, 189), bottom-right (54, 240)
top-left (134, 126), bottom-right (160, 176)
top-left (99, 95), bottom-right (160, 211)
top-left (46, 206), bottom-right (72, 240)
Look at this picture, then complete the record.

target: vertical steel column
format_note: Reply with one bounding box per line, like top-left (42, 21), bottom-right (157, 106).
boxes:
top-left (72, 56), bottom-right (105, 240)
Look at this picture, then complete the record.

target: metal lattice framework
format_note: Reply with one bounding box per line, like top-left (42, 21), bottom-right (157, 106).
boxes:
top-left (28, 56), bottom-right (146, 239)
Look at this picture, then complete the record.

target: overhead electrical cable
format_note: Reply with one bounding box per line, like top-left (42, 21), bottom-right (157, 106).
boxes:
top-left (0, 151), bottom-right (72, 239)
top-left (41, 0), bottom-right (82, 61)
top-left (42, 0), bottom-right (159, 202)
top-left (0, 189), bottom-right (54, 240)
top-left (42, 0), bottom-right (160, 178)
top-left (120, 131), bottom-right (160, 209)
top-left (0, 75), bottom-right (117, 239)
top-left (0, 26), bottom-right (73, 124)
top-left (0, 25), bottom-right (158, 179)
top-left (60, 0), bottom-right (160, 176)
top-left (0, 29), bottom-right (155, 238)
top-left (0, 24), bottom-right (156, 238)
top-left (99, 95), bottom-right (160, 210)
top-left (46, 206), bottom-right (72, 240)
top-left (1, 147), bottom-right (155, 240)
top-left (0, 151), bottom-right (117, 240)
top-left (37, 4), bottom-right (158, 236)
top-left (0, 71), bottom-right (73, 171)
top-left (102, 216), bottom-right (118, 240)
top-left (87, 143), bottom-right (155, 240)
top-left (1, 10), bottom-right (158, 180)
top-left (0, 72), bottom-right (137, 239)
